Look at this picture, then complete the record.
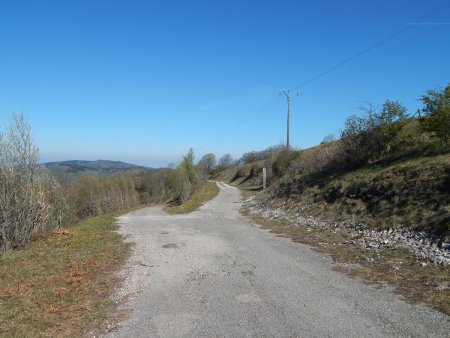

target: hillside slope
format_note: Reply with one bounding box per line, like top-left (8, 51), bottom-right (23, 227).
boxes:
top-left (218, 148), bottom-right (450, 238)
top-left (273, 153), bottom-right (450, 234)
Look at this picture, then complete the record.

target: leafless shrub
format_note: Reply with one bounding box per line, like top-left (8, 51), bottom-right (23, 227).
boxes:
top-left (289, 144), bottom-right (339, 176)
top-left (175, 168), bottom-right (191, 203)
top-left (264, 147), bottom-right (301, 181)
top-left (196, 153), bottom-right (216, 180)
top-left (218, 153), bottom-right (233, 168)
top-left (0, 114), bottom-right (67, 252)
top-left (34, 168), bottom-right (68, 233)
top-left (69, 175), bottom-right (138, 219)
top-left (240, 150), bottom-right (268, 164)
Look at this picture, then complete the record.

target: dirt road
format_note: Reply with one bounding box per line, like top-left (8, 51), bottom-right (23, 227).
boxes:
top-left (106, 182), bottom-right (449, 337)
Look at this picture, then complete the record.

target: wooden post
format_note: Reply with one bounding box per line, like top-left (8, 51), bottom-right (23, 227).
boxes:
top-left (263, 167), bottom-right (267, 193)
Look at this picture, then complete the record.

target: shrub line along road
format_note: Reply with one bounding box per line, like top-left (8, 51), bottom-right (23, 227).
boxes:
top-left (106, 182), bottom-right (449, 337)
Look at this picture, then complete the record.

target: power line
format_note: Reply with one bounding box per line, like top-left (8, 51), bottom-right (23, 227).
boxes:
top-left (197, 95), bottom-right (282, 152)
top-left (196, 1), bottom-right (450, 155)
top-left (295, 0), bottom-right (450, 91)
top-left (301, 25), bottom-right (444, 96)
top-left (225, 102), bottom-right (286, 143)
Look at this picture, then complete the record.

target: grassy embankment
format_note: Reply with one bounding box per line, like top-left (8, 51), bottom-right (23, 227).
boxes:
top-left (165, 181), bottom-right (220, 214)
top-left (0, 207), bottom-right (142, 338)
top-left (220, 146), bottom-right (450, 315)
top-left (218, 145), bottom-right (450, 235)
top-left (274, 151), bottom-right (450, 235)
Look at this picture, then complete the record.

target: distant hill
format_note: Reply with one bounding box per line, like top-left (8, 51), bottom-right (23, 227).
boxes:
top-left (44, 160), bottom-right (154, 181)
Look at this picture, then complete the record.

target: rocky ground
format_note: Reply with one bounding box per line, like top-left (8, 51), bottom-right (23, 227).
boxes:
top-left (245, 197), bottom-right (450, 266)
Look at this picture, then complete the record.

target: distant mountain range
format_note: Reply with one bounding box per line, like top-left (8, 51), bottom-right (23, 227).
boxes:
top-left (43, 160), bottom-right (154, 181)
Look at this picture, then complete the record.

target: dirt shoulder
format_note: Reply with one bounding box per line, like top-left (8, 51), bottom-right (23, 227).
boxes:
top-left (242, 196), bottom-right (450, 315)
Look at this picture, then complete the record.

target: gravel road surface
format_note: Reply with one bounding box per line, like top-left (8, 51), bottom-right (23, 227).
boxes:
top-left (106, 182), bottom-right (449, 337)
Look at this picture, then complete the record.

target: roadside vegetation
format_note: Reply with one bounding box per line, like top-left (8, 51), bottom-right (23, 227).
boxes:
top-left (268, 86), bottom-right (450, 238)
top-left (165, 181), bottom-right (219, 214)
top-left (0, 209), bottom-right (138, 337)
top-left (163, 150), bottom-right (220, 214)
top-left (0, 115), bottom-right (67, 252)
top-left (134, 150), bottom-right (219, 208)
top-left (0, 114), bottom-right (220, 336)
top-left (0, 115), bottom-right (221, 252)
top-left (220, 84), bottom-right (450, 238)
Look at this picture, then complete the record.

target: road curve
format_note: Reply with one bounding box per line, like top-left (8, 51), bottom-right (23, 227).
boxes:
top-left (105, 182), bottom-right (449, 337)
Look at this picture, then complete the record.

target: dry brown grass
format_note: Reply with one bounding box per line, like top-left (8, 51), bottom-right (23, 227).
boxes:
top-left (0, 206), bottom-right (142, 338)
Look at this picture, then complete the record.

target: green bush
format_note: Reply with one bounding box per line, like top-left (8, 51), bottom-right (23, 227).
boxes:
top-left (392, 119), bottom-right (424, 149)
top-left (270, 148), bottom-right (301, 178)
top-left (420, 84), bottom-right (450, 144)
top-left (339, 101), bottom-right (409, 168)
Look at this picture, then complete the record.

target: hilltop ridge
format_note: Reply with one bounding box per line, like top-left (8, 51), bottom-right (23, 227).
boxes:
top-left (44, 159), bottom-right (154, 181)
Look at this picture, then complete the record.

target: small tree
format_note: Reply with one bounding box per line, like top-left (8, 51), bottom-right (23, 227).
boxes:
top-left (179, 148), bottom-right (197, 184)
top-left (339, 105), bottom-right (382, 168)
top-left (218, 153), bottom-right (233, 168)
top-left (196, 153), bottom-right (216, 179)
top-left (240, 150), bottom-right (271, 164)
top-left (380, 100), bottom-right (408, 124)
top-left (420, 85), bottom-right (450, 143)
top-left (339, 101), bottom-right (408, 168)
top-left (168, 148), bottom-right (198, 204)
top-left (270, 147), bottom-right (300, 178)
top-left (379, 100), bottom-right (409, 151)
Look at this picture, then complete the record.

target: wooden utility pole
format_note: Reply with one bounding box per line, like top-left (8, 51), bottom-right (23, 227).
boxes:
top-left (280, 89), bottom-right (298, 149)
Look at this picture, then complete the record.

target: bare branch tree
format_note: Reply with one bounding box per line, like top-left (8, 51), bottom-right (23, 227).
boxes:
top-left (0, 114), bottom-right (67, 252)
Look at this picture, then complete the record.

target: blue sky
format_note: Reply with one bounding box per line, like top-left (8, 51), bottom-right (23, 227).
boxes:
top-left (0, 0), bottom-right (449, 167)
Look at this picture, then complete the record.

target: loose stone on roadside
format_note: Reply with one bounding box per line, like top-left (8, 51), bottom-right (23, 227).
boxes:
top-left (244, 197), bottom-right (450, 266)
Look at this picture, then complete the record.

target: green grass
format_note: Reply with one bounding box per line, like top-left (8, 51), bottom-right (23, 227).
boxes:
top-left (241, 205), bottom-right (450, 316)
top-left (165, 181), bottom-right (220, 214)
top-left (0, 207), bottom-right (142, 338)
top-left (316, 153), bottom-right (448, 232)
top-left (216, 141), bottom-right (450, 235)
top-left (254, 150), bottom-right (450, 235)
